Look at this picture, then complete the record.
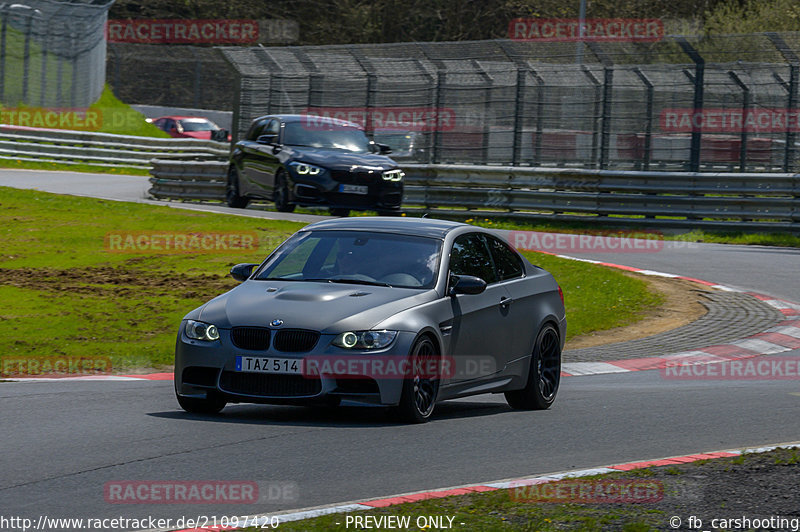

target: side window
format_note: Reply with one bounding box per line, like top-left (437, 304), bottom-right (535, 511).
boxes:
top-left (449, 233), bottom-right (498, 284)
top-left (486, 236), bottom-right (524, 281)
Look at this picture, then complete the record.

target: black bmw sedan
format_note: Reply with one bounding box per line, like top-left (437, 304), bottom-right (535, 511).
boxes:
top-left (226, 114), bottom-right (404, 216)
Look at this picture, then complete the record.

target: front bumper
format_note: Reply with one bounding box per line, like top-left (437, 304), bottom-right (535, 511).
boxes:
top-left (175, 327), bottom-right (418, 407)
top-left (288, 168), bottom-right (403, 211)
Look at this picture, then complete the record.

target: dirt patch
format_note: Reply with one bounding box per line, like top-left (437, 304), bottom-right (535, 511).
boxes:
top-left (0, 264), bottom-right (238, 299)
top-left (566, 273), bottom-right (710, 350)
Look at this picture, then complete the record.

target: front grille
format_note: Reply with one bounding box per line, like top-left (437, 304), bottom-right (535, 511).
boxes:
top-left (219, 371), bottom-right (321, 397)
top-left (230, 327), bottom-right (271, 350)
top-left (331, 169), bottom-right (379, 185)
top-left (182, 366), bottom-right (219, 387)
top-left (274, 329), bottom-right (320, 352)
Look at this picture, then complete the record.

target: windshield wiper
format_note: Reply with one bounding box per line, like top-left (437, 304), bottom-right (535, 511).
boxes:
top-left (327, 278), bottom-right (392, 287)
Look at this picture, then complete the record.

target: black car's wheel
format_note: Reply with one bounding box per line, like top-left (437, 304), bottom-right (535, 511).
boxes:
top-left (226, 167), bottom-right (250, 208)
top-left (273, 171), bottom-right (296, 213)
top-left (177, 393), bottom-right (227, 414)
top-left (329, 208), bottom-right (351, 217)
top-left (505, 323), bottom-right (561, 410)
top-left (395, 335), bottom-right (440, 423)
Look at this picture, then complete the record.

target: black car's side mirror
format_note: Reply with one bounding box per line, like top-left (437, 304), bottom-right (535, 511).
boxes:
top-left (377, 143), bottom-right (392, 155)
top-left (230, 263), bottom-right (258, 282)
top-left (448, 274), bottom-right (487, 296)
top-left (256, 134), bottom-right (278, 145)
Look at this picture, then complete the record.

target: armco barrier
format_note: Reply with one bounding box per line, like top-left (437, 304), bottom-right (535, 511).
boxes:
top-left (0, 126), bottom-right (230, 169)
top-left (148, 160), bottom-right (800, 233)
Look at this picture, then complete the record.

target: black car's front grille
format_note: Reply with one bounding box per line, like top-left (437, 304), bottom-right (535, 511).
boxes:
top-left (181, 366), bottom-right (219, 387)
top-left (219, 371), bottom-right (321, 397)
top-left (230, 327), bottom-right (271, 350)
top-left (273, 329), bottom-right (320, 352)
top-left (331, 169), bottom-right (380, 185)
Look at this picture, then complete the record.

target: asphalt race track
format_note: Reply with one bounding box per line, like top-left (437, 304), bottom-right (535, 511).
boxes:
top-left (1, 170), bottom-right (799, 528)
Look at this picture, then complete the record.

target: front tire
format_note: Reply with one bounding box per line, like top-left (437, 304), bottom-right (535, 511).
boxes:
top-left (226, 167), bottom-right (249, 208)
top-left (177, 393), bottom-right (227, 415)
top-left (273, 171), bottom-right (296, 213)
top-left (394, 336), bottom-right (440, 423)
top-left (505, 323), bottom-right (561, 410)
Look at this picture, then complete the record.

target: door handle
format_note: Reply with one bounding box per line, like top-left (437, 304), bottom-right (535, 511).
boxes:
top-left (499, 297), bottom-right (513, 308)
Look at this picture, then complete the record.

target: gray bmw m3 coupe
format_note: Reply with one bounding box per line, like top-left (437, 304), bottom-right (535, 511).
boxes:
top-left (174, 217), bottom-right (566, 423)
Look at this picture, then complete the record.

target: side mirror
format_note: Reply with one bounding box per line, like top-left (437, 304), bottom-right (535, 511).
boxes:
top-left (377, 143), bottom-right (392, 155)
top-left (448, 274), bottom-right (487, 296)
top-left (256, 134), bottom-right (278, 145)
top-left (230, 263), bottom-right (258, 282)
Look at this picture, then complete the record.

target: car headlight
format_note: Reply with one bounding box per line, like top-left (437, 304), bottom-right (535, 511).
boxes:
top-left (332, 330), bottom-right (398, 349)
top-left (290, 162), bottom-right (323, 176)
top-left (382, 169), bottom-right (404, 182)
top-left (184, 320), bottom-right (220, 341)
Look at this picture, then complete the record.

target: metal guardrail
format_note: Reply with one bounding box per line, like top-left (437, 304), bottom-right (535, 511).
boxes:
top-left (148, 159), bottom-right (800, 233)
top-left (0, 126), bottom-right (230, 169)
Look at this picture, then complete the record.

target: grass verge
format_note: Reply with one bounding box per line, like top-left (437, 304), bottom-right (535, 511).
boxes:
top-left (241, 447), bottom-right (800, 531)
top-left (0, 187), bottom-right (660, 373)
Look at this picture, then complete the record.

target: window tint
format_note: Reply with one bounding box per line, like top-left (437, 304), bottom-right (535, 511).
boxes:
top-left (449, 234), bottom-right (497, 284)
top-left (486, 236), bottom-right (524, 281)
top-left (266, 119), bottom-right (280, 136)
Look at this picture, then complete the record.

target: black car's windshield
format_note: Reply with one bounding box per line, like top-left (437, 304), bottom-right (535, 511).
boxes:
top-left (283, 121), bottom-right (372, 153)
top-left (256, 230), bottom-right (441, 289)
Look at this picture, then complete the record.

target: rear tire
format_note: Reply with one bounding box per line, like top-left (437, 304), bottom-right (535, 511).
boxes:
top-left (329, 207), bottom-right (351, 217)
top-left (273, 171), bottom-right (296, 213)
top-left (394, 336), bottom-right (440, 423)
top-left (226, 167), bottom-right (249, 208)
top-left (505, 323), bottom-right (561, 410)
top-left (177, 393), bottom-right (227, 414)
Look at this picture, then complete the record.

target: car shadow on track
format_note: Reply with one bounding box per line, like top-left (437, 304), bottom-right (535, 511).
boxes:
top-left (148, 400), bottom-right (512, 427)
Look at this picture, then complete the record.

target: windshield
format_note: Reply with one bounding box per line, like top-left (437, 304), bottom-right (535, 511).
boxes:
top-left (180, 119), bottom-right (218, 131)
top-left (283, 121), bottom-right (372, 153)
top-left (255, 230), bottom-right (441, 289)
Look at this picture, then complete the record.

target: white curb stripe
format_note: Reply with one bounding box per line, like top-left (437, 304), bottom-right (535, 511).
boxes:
top-left (561, 362), bottom-right (630, 376)
top-left (729, 338), bottom-right (790, 355)
top-left (767, 326), bottom-right (800, 339)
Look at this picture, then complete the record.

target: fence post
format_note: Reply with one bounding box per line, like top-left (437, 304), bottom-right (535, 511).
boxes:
top-left (581, 65), bottom-right (601, 168)
top-left (512, 67), bottom-right (525, 166)
top-left (676, 37), bottom-right (704, 173)
top-left (530, 68), bottom-right (545, 167)
top-left (0, 8), bottom-right (7, 103)
top-left (633, 67), bottom-right (654, 171)
top-left (470, 59), bottom-right (493, 164)
top-left (348, 47), bottom-right (376, 138)
top-left (432, 70), bottom-right (445, 164)
top-left (587, 42), bottom-right (614, 170)
top-left (727, 70), bottom-right (750, 172)
top-left (765, 32), bottom-right (799, 172)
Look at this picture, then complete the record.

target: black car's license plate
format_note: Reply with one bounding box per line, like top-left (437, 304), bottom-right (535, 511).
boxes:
top-left (339, 184), bottom-right (369, 195)
top-left (235, 356), bottom-right (302, 374)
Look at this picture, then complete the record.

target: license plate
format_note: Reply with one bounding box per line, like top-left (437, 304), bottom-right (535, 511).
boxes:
top-left (235, 356), bottom-right (302, 374)
top-left (339, 184), bottom-right (368, 195)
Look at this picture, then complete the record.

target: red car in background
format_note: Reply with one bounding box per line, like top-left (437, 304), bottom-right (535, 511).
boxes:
top-left (151, 116), bottom-right (231, 142)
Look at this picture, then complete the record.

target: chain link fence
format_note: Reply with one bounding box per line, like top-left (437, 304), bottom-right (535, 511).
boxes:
top-left (220, 32), bottom-right (800, 173)
top-left (107, 43), bottom-right (238, 111)
top-left (0, 0), bottom-right (111, 108)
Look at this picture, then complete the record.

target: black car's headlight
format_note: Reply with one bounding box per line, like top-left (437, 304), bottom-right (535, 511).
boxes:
top-left (333, 330), bottom-right (398, 349)
top-left (382, 169), bottom-right (404, 182)
top-left (184, 320), bottom-right (220, 341)
top-left (290, 162), bottom-right (324, 176)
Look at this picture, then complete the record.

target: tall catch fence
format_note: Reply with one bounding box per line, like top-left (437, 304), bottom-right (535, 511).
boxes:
top-left (0, 0), bottom-right (112, 108)
top-left (220, 32), bottom-right (800, 173)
